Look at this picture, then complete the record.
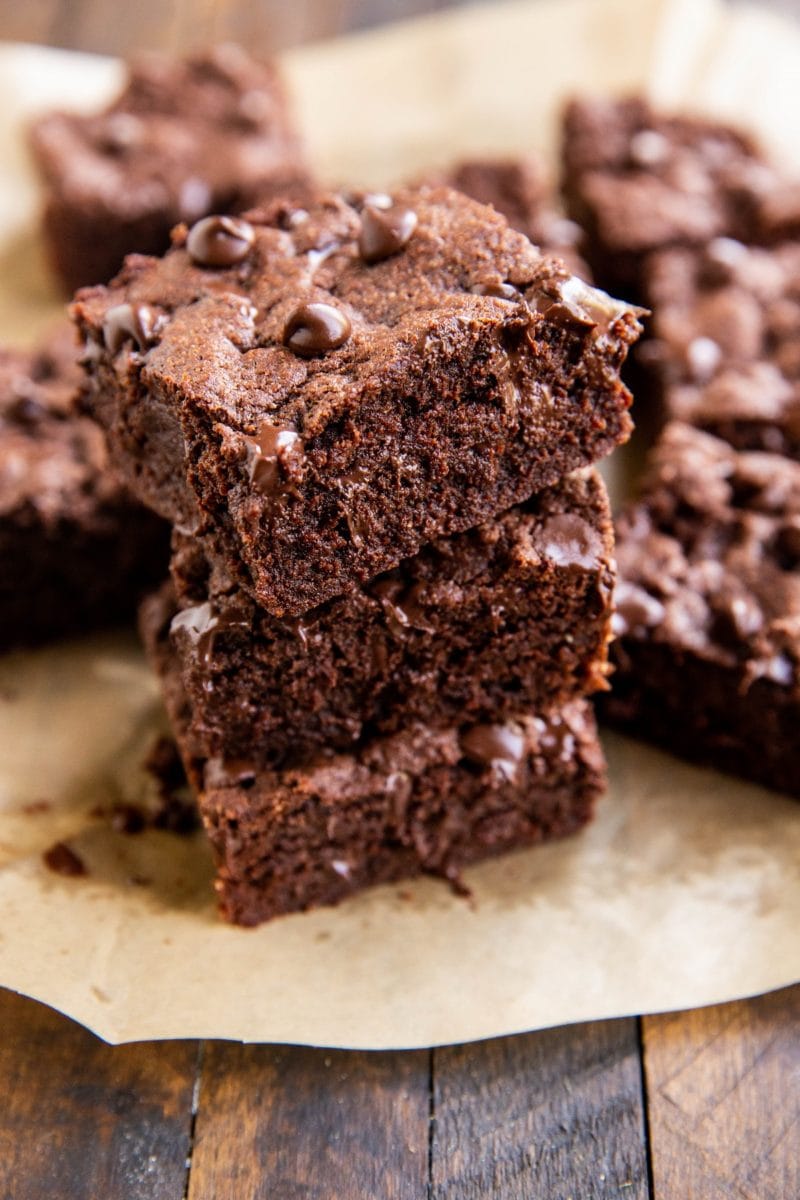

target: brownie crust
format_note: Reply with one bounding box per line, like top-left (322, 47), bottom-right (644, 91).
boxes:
top-left (75, 186), bottom-right (641, 616)
top-left (142, 584), bottom-right (606, 925)
top-left (427, 157), bottom-right (590, 277)
top-left (30, 45), bottom-right (307, 293)
top-left (605, 421), bottom-right (800, 797)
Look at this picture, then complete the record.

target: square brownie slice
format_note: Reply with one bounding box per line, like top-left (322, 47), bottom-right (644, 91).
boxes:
top-left (30, 44), bottom-right (308, 294)
top-left (640, 239), bottom-right (800, 457)
top-left (427, 157), bottom-right (589, 276)
top-left (74, 186), bottom-right (642, 616)
top-left (141, 584), bottom-right (606, 924)
top-left (561, 96), bottom-right (775, 297)
top-left (605, 421), bottom-right (800, 798)
top-left (0, 324), bottom-right (168, 650)
top-left (165, 467), bottom-right (614, 767)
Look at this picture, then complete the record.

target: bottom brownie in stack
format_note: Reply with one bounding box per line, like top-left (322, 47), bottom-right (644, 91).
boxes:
top-left (145, 593), bottom-right (604, 925)
top-left (606, 422), bottom-right (800, 797)
top-left (141, 468), bottom-right (615, 923)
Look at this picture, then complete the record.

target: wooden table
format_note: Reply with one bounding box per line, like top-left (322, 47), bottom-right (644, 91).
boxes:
top-left (1, 1), bottom-right (799, 1195)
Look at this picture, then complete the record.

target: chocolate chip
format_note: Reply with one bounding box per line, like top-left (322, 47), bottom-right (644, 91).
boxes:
top-left (186, 215), bottom-right (255, 267)
top-left (533, 513), bottom-right (603, 569)
top-left (43, 841), bottom-right (86, 877)
top-left (102, 303), bottom-right (159, 355)
top-left (459, 723), bottom-right (526, 781)
top-left (283, 302), bottom-right (351, 357)
top-left (248, 421), bottom-right (304, 496)
top-left (709, 588), bottom-right (763, 648)
top-left (358, 204), bottom-right (418, 264)
top-left (470, 280), bottom-right (519, 301)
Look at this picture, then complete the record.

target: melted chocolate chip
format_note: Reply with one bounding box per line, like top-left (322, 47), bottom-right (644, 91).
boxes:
top-left (283, 303), bottom-right (351, 358)
top-left (102, 303), bottom-right (159, 355)
top-left (470, 280), bottom-right (520, 301)
top-left (248, 421), bottom-right (305, 496)
top-left (186, 215), bottom-right (255, 267)
top-left (533, 514), bottom-right (603, 569)
top-left (459, 723), bottom-right (526, 781)
top-left (171, 601), bottom-right (250, 667)
top-left (358, 204), bottom-right (418, 264)
top-left (373, 579), bottom-right (435, 638)
top-left (43, 841), bottom-right (86, 877)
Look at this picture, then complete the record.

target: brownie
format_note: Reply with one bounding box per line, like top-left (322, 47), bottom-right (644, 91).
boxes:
top-left (427, 157), bottom-right (590, 276)
top-left (74, 186), bottom-right (642, 617)
top-left (30, 44), bottom-right (307, 294)
top-left (141, 583), bottom-right (606, 924)
top-left (640, 239), bottom-right (800, 456)
top-left (561, 96), bottom-right (775, 297)
top-left (165, 467), bottom-right (614, 766)
top-left (0, 324), bottom-right (168, 650)
top-left (605, 421), bottom-right (800, 797)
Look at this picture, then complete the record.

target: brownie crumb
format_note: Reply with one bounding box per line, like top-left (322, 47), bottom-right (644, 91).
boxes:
top-left (43, 841), bottom-right (87, 877)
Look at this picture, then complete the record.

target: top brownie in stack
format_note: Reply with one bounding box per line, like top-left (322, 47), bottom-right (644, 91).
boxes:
top-left (74, 186), bottom-right (642, 617)
top-left (30, 45), bottom-right (308, 294)
top-left (561, 96), bottom-right (776, 297)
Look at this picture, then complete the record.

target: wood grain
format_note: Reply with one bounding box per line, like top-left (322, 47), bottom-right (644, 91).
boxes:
top-left (0, 987), bottom-right (198, 1200)
top-left (643, 987), bottom-right (800, 1200)
top-left (186, 1043), bottom-right (431, 1199)
top-left (431, 1019), bottom-right (650, 1199)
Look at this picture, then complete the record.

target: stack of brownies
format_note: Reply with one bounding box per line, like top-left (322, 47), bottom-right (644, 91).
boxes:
top-left (73, 185), bottom-right (643, 923)
top-left (563, 97), bottom-right (800, 797)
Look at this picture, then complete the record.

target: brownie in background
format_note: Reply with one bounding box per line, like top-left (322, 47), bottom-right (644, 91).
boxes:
top-left (30, 44), bottom-right (309, 293)
top-left (605, 421), bottom-right (800, 798)
top-left (0, 324), bottom-right (168, 650)
top-left (561, 95), bottom-right (775, 298)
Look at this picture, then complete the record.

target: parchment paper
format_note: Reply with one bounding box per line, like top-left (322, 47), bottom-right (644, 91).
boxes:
top-left (0, 0), bottom-right (799, 1047)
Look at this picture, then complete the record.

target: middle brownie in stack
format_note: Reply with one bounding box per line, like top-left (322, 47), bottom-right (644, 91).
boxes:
top-left (75, 185), bottom-right (643, 923)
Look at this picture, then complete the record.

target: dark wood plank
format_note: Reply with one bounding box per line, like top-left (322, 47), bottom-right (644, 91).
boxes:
top-left (643, 985), bottom-right (800, 1200)
top-left (0, 986), bottom-right (198, 1200)
top-left (186, 1044), bottom-right (430, 1199)
top-left (431, 1019), bottom-right (650, 1199)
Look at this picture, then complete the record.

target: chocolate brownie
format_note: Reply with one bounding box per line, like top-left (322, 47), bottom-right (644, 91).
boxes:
top-left (74, 186), bottom-right (642, 616)
top-left (0, 324), bottom-right (168, 649)
top-left (30, 44), bottom-right (307, 294)
top-left (562, 96), bottom-right (775, 296)
top-left (165, 467), bottom-right (614, 766)
top-left (428, 157), bottom-right (590, 276)
top-left (640, 239), bottom-right (800, 456)
top-left (605, 421), bottom-right (800, 797)
top-left (141, 584), bottom-right (606, 924)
